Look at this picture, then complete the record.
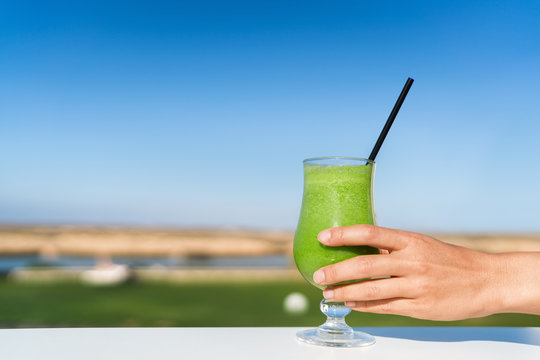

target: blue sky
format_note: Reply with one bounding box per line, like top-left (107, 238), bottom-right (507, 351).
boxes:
top-left (1, 0), bottom-right (539, 232)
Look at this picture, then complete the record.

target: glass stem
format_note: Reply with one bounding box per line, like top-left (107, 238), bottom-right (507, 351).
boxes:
top-left (316, 298), bottom-right (354, 339)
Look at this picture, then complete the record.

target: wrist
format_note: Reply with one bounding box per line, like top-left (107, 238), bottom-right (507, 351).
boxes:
top-left (482, 253), bottom-right (512, 315)
top-left (472, 252), bottom-right (507, 317)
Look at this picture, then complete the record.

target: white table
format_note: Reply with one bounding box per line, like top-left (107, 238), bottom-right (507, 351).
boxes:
top-left (1, 327), bottom-right (539, 359)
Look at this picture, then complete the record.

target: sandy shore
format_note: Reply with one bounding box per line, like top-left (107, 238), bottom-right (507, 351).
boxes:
top-left (0, 226), bottom-right (292, 258)
top-left (1, 226), bottom-right (540, 258)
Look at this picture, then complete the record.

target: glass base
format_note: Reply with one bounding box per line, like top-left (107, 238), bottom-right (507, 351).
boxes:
top-left (296, 299), bottom-right (376, 348)
top-left (296, 328), bottom-right (376, 348)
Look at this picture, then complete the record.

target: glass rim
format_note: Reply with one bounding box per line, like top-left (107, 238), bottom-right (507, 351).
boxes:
top-left (303, 156), bottom-right (375, 165)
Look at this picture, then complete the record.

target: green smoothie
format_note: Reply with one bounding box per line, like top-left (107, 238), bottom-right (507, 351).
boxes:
top-left (293, 158), bottom-right (379, 289)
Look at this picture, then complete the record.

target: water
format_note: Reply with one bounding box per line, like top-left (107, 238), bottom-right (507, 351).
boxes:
top-left (0, 255), bottom-right (292, 275)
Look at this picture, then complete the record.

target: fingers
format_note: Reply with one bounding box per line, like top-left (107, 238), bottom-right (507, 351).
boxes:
top-left (346, 298), bottom-right (412, 316)
top-left (323, 278), bottom-right (410, 303)
top-left (318, 224), bottom-right (411, 251)
top-left (313, 254), bottom-right (407, 285)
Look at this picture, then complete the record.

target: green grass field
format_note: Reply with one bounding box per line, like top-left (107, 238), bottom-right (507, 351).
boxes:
top-left (1, 278), bottom-right (539, 328)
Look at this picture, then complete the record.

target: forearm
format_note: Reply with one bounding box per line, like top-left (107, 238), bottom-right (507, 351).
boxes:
top-left (492, 252), bottom-right (540, 315)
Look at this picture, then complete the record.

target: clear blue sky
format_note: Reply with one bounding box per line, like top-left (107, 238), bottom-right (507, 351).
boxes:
top-left (1, 0), bottom-right (539, 232)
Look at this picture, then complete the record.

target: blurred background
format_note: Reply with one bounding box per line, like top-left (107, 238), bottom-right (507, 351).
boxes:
top-left (1, 0), bottom-right (539, 327)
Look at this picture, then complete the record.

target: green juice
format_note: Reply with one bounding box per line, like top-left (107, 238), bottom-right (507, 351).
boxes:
top-left (293, 160), bottom-right (379, 289)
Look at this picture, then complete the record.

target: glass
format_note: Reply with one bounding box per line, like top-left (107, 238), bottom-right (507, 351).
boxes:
top-left (293, 157), bottom-right (379, 347)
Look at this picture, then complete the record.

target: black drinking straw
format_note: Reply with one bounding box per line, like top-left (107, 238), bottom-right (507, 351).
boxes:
top-left (368, 77), bottom-right (414, 162)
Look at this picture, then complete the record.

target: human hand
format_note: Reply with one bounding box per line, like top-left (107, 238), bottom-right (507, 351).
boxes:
top-left (312, 225), bottom-right (505, 321)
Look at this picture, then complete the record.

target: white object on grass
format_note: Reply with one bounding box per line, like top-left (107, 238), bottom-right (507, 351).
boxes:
top-left (80, 263), bottom-right (131, 286)
top-left (283, 292), bottom-right (309, 314)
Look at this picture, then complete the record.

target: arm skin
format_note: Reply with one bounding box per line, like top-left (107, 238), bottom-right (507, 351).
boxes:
top-left (312, 225), bottom-right (540, 321)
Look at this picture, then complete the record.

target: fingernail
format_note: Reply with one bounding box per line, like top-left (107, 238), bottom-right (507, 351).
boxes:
top-left (318, 230), bottom-right (331, 244)
top-left (323, 288), bottom-right (334, 299)
top-left (345, 301), bottom-right (356, 308)
top-left (313, 270), bottom-right (325, 284)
